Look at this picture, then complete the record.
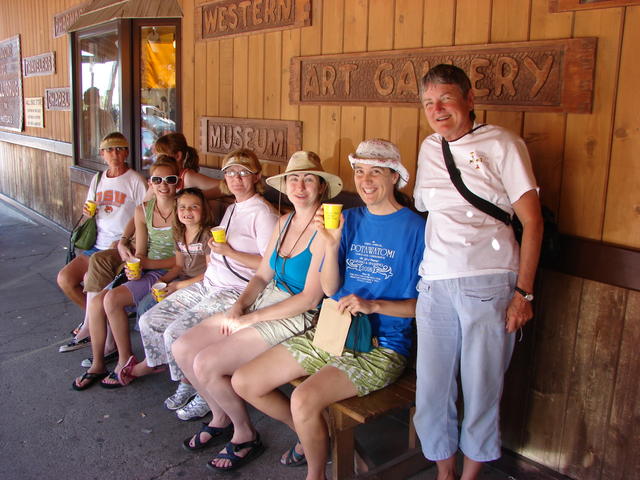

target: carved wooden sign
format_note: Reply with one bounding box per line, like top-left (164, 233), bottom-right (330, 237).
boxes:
top-left (290, 38), bottom-right (596, 113)
top-left (550, 0), bottom-right (640, 12)
top-left (53, 2), bottom-right (89, 38)
top-left (45, 87), bottom-right (71, 111)
top-left (196, 0), bottom-right (311, 41)
top-left (200, 117), bottom-right (302, 164)
top-left (23, 52), bottom-right (55, 78)
top-left (0, 35), bottom-right (23, 132)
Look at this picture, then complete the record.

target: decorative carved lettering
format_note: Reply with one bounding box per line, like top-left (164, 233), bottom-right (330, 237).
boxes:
top-left (23, 52), bottom-right (55, 78)
top-left (45, 87), bottom-right (71, 111)
top-left (197, 0), bottom-right (311, 40)
top-left (289, 38), bottom-right (597, 113)
top-left (53, 3), bottom-right (89, 38)
top-left (0, 35), bottom-right (23, 132)
top-left (550, 0), bottom-right (640, 12)
top-left (200, 117), bottom-right (302, 164)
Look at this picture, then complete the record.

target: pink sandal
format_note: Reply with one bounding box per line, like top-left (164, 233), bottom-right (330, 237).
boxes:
top-left (117, 355), bottom-right (138, 386)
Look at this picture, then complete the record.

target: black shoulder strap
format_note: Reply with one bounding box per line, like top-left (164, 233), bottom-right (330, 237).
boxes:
top-left (441, 129), bottom-right (512, 226)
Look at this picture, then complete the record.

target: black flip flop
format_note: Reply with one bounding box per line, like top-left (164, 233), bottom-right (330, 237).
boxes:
top-left (99, 371), bottom-right (123, 389)
top-left (72, 371), bottom-right (108, 391)
top-left (182, 422), bottom-right (234, 452)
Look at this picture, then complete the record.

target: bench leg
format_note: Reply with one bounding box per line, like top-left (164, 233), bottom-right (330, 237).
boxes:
top-left (329, 410), bottom-right (359, 479)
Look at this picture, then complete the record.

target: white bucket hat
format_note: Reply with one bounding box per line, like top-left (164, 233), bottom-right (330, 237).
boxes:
top-left (348, 139), bottom-right (409, 189)
top-left (266, 151), bottom-right (343, 199)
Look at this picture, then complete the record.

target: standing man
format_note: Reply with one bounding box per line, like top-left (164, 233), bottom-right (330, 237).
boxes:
top-left (413, 64), bottom-right (543, 480)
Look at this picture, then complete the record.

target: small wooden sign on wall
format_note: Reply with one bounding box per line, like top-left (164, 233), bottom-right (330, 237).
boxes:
top-left (196, 0), bottom-right (311, 40)
top-left (25, 97), bottom-right (44, 128)
top-left (289, 38), bottom-right (597, 113)
top-left (200, 117), bottom-right (302, 164)
top-left (45, 87), bottom-right (71, 111)
top-left (23, 52), bottom-right (55, 78)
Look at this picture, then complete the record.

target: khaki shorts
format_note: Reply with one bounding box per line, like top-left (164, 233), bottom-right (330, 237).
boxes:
top-left (283, 328), bottom-right (407, 397)
top-left (249, 282), bottom-right (317, 347)
top-left (84, 248), bottom-right (123, 293)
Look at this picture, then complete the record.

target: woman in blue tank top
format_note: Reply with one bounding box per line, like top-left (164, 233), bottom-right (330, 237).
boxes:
top-left (172, 151), bottom-right (343, 472)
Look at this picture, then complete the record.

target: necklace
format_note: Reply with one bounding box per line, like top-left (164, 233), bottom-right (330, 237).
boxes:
top-left (155, 202), bottom-right (173, 223)
top-left (278, 211), bottom-right (315, 259)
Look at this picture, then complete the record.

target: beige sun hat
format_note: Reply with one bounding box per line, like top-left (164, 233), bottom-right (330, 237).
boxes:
top-left (266, 151), bottom-right (343, 199)
top-left (99, 135), bottom-right (129, 150)
top-left (221, 148), bottom-right (262, 174)
top-left (348, 139), bottom-right (409, 189)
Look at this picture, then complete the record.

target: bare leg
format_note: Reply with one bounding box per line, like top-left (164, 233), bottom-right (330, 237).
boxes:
top-left (192, 327), bottom-right (286, 468)
top-left (461, 456), bottom-right (483, 480)
top-left (232, 345), bottom-right (307, 431)
top-left (74, 291), bottom-right (108, 388)
top-left (291, 367), bottom-right (358, 480)
top-left (57, 255), bottom-right (90, 309)
top-left (75, 290), bottom-right (98, 340)
top-left (103, 285), bottom-right (135, 371)
top-left (435, 455), bottom-right (457, 480)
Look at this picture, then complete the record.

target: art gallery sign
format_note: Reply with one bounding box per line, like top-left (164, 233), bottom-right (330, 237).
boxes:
top-left (289, 38), bottom-right (596, 113)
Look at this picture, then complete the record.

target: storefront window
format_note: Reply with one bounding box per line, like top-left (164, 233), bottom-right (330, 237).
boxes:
top-left (78, 27), bottom-right (121, 162)
top-left (72, 19), bottom-right (180, 172)
top-left (140, 26), bottom-right (177, 172)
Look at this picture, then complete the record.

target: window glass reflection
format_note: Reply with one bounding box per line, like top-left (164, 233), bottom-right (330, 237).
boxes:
top-left (140, 26), bottom-right (177, 171)
top-left (79, 29), bottom-right (120, 162)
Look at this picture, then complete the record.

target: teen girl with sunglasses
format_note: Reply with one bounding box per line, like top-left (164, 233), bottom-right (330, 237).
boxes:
top-left (72, 155), bottom-right (179, 390)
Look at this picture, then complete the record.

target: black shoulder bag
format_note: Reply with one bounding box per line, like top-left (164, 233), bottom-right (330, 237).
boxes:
top-left (441, 133), bottom-right (559, 267)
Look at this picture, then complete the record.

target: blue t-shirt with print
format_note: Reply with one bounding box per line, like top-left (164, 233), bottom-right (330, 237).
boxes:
top-left (331, 206), bottom-right (426, 357)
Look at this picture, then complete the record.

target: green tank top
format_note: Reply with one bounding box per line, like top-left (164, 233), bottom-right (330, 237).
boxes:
top-left (144, 197), bottom-right (175, 260)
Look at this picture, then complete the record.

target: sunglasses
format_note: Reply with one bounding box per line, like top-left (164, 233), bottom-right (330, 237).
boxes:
top-left (150, 175), bottom-right (179, 185)
top-left (101, 146), bottom-right (128, 152)
top-left (224, 169), bottom-right (254, 178)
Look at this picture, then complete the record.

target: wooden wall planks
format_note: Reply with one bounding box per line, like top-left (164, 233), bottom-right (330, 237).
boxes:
top-left (182, 0), bottom-right (638, 244)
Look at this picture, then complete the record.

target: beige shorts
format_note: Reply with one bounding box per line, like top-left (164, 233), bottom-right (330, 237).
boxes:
top-left (249, 281), bottom-right (317, 347)
top-left (84, 248), bottom-right (123, 293)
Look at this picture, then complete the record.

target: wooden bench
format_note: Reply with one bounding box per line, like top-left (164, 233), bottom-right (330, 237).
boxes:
top-left (291, 366), bottom-right (431, 480)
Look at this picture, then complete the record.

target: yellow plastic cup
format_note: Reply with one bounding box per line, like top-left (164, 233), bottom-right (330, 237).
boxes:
top-left (211, 226), bottom-right (226, 243)
top-left (85, 200), bottom-right (97, 217)
top-left (152, 282), bottom-right (168, 302)
top-left (322, 203), bottom-right (343, 229)
top-left (126, 258), bottom-right (141, 280)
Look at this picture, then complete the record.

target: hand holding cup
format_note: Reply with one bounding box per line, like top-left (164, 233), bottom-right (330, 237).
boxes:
top-left (83, 200), bottom-right (97, 217)
top-left (125, 257), bottom-right (142, 280)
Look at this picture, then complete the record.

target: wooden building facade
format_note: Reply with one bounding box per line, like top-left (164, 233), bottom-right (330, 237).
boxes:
top-left (1, 1), bottom-right (638, 478)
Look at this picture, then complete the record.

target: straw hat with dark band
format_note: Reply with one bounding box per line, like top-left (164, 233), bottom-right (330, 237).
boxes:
top-left (266, 151), bottom-right (343, 199)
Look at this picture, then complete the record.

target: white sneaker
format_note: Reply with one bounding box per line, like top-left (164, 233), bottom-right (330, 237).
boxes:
top-left (176, 393), bottom-right (211, 421)
top-left (164, 383), bottom-right (197, 411)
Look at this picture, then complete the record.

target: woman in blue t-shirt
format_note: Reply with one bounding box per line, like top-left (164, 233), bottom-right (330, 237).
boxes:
top-left (233, 139), bottom-right (426, 479)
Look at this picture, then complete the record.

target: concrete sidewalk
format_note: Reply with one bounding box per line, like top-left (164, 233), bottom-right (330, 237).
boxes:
top-left (0, 195), bottom-right (534, 480)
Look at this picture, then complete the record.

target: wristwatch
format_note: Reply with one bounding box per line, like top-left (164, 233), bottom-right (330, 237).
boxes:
top-left (515, 286), bottom-right (534, 302)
